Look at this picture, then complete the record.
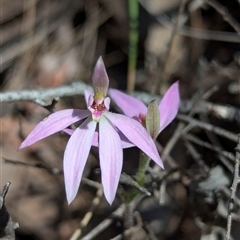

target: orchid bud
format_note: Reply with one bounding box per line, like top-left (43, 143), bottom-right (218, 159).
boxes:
top-left (146, 99), bottom-right (160, 139)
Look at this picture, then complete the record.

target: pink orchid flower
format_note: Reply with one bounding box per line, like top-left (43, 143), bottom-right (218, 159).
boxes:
top-left (64, 91), bottom-right (135, 149)
top-left (20, 57), bottom-right (162, 205)
top-left (108, 82), bottom-right (180, 137)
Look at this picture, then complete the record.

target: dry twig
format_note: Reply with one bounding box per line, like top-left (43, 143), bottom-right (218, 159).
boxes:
top-left (2, 81), bottom-right (239, 123)
top-left (139, 0), bottom-right (240, 43)
top-left (159, 15), bottom-right (240, 43)
top-left (152, 0), bottom-right (187, 94)
top-left (69, 189), bottom-right (103, 240)
top-left (0, 182), bottom-right (19, 240)
top-left (184, 134), bottom-right (235, 162)
top-left (3, 158), bottom-right (150, 196)
top-left (178, 114), bottom-right (238, 143)
top-left (226, 135), bottom-right (240, 240)
top-left (81, 195), bottom-right (144, 240)
top-left (205, 0), bottom-right (240, 38)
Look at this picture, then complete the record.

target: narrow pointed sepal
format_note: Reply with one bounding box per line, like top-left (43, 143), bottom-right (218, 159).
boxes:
top-left (105, 112), bottom-right (164, 169)
top-left (92, 56), bottom-right (109, 102)
top-left (159, 82), bottom-right (180, 132)
top-left (64, 129), bottom-right (134, 149)
top-left (99, 116), bottom-right (123, 204)
top-left (19, 109), bottom-right (90, 149)
top-left (64, 118), bottom-right (97, 204)
top-left (108, 88), bottom-right (147, 117)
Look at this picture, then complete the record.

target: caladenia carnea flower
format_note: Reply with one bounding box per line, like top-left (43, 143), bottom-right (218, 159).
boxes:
top-left (133, 99), bottom-right (161, 187)
top-left (109, 84), bottom-right (179, 203)
top-left (108, 82), bottom-right (180, 139)
top-left (19, 57), bottom-right (163, 205)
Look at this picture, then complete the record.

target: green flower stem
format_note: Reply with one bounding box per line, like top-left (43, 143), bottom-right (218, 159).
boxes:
top-left (122, 100), bottom-right (159, 204)
top-left (135, 152), bottom-right (150, 186)
top-left (123, 151), bottom-right (150, 204)
top-left (127, 0), bottom-right (139, 92)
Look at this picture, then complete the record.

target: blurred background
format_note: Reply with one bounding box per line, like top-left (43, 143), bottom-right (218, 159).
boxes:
top-left (1, 0), bottom-right (240, 239)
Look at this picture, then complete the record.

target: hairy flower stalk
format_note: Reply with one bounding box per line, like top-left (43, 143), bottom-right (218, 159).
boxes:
top-left (136, 100), bottom-right (160, 185)
top-left (20, 57), bottom-right (163, 205)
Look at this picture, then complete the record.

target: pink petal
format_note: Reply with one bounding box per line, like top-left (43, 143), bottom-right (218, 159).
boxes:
top-left (63, 128), bottom-right (134, 148)
top-left (109, 89), bottom-right (147, 117)
top-left (63, 128), bottom-right (75, 135)
top-left (84, 90), bottom-right (93, 106)
top-left (91, 131), bottom-right (134, 149)
top-left (104, 97), bottom-right (111, 111)
top-left (92, 132), bottom-right (99, 147)
top-left (89, 131), bottom-right (133, 149)
top-left (64, 129), bottom-right (133, 149)
top-left (105, 112), bottom-right (164, 168)
top-left (20, 109), bottom-right (90, 149)
top-left (159, 82), bottom-right (180, 132)
top-left (118, 132), bottom-right (134, 148)
top-left (92, 56), bottom-right (109, 96)
top-left (87, 95), bottom-right (94, 109)
top-left (99, 116), bottom-right (123, 204)
top-left (64, 128), bottom-right (99, 147)
top-left (64, 118), bottom-right (97, 204)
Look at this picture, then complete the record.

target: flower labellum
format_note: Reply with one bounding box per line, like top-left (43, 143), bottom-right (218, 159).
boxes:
top-left (20, 57), bottom-right (162, 205)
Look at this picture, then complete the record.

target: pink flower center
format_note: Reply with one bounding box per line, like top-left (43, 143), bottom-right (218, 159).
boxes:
top-left (90, 100), bottom-right (107, 120)
top-left (133, 113), bottom-right (146, 127)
